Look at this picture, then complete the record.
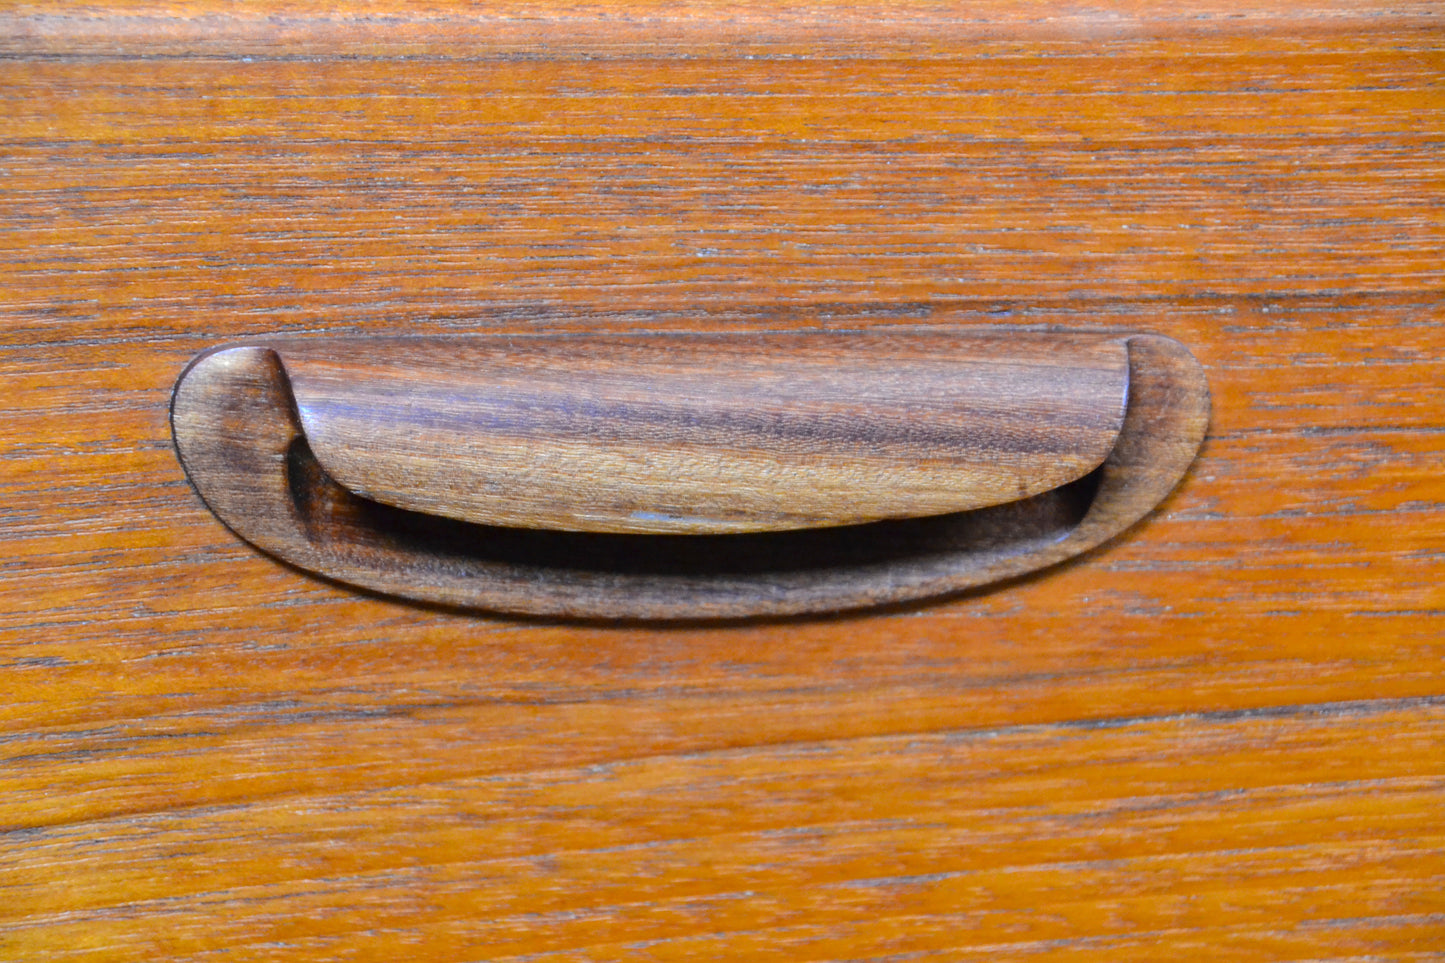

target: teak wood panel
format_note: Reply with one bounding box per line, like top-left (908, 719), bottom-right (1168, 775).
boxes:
top-left (1, 2), bottom-right (1443, 960)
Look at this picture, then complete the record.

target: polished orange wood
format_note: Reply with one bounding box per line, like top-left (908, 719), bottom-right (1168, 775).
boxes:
top-left (1, 1), bottom-right (1442, 959)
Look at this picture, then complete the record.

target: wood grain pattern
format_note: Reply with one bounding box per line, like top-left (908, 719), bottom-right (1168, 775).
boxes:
top-left (168, 330), bottom-right (1206, 616)
top-left (1, 0), bottom-right (1442, 959)
top-left (246, 331), bottom-right (1132, 534)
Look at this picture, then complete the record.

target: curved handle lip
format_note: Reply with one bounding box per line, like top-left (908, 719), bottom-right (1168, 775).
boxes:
top-left (247, 328), bottom-right (1134, 535)
top-left (169, 327), bottom-right (1208, 620)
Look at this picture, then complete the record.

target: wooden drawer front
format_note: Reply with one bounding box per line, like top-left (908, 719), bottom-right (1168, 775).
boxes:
top-left (2, 3), bottom-right (1442, 959)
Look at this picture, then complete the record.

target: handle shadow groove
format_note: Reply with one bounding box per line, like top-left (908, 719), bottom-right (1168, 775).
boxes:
top-left (171, 329), bottom-right (1207, 618)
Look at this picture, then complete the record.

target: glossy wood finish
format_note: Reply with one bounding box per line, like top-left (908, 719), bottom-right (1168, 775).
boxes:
top-left (169, 331), bottom-right (1206, 616)
top-left (2, 1), bottom-right (1442, 959)
top-left (215, 332), bottom-right (1133, 534)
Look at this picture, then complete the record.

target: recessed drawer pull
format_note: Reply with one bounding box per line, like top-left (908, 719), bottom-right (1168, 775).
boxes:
top-left (170, 328), bottom-right (1208, 618)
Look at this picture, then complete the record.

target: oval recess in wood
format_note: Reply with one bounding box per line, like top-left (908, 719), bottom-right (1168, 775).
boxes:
top-left (170, 328), bottom-right (1208, 619)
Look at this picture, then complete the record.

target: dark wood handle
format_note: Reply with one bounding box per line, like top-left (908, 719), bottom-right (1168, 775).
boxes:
top-left (171, 328), bottom-right (1208, 618)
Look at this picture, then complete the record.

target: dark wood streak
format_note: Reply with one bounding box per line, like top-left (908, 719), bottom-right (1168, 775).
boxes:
top-left (276, 330), bottom-right (1132, 533)
top-left (169, 329), bottom-right (1207, 618)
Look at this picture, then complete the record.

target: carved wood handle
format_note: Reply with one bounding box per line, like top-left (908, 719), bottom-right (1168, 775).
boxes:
top-left (171, 328), bottom-right (1208, 619)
